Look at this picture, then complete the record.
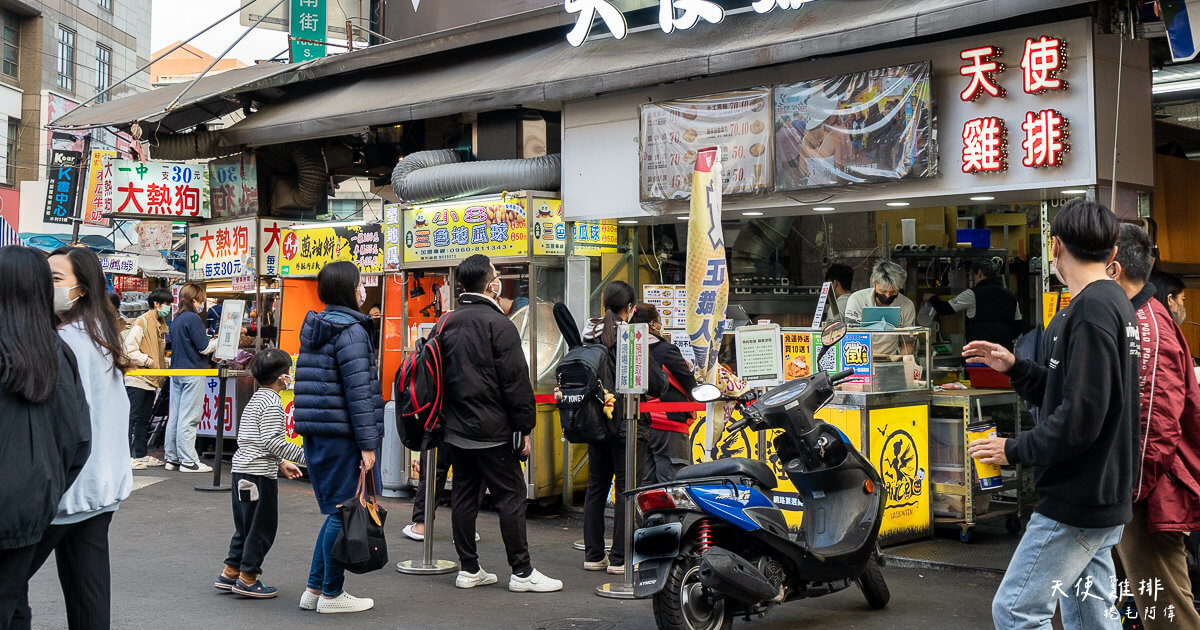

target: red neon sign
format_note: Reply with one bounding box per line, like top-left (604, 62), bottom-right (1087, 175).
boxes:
top-left (962, 117), bottom-right (1008, 174)
top-left (959, 46), bottom-right (1006, 101)
top-left (1021, 109), bottom-right (1068, 168)
top-left (1021, 36), bottom-right (1068, 94)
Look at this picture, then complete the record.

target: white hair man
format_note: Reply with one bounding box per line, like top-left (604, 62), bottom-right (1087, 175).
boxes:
top-left (843, 260), bottom-right (916, 355)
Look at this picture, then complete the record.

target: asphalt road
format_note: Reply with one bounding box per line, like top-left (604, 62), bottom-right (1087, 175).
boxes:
top-left (26, 468), bottom-right (1001, 629)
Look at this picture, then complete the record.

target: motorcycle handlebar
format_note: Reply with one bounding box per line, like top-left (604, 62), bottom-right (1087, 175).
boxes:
top-left (725, 418), bottom-right (751, 434)
top-left (831, 369), bottom-right (855, 383)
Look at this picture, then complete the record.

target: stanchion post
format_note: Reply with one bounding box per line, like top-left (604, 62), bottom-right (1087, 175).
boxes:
top-left (562, 437), bottom-right (572, 508)
top-left (397, 447), bottom-right (458, 575)
top-left (596, 394), bottom-right (638, 599)
top-left (196, 364), bottom-right (231, 492)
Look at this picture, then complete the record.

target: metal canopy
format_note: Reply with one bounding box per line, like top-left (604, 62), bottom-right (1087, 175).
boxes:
top-left (49, 63), bottom-right (298, 133)
top-left (223, 0), bottom-right (1092, 147)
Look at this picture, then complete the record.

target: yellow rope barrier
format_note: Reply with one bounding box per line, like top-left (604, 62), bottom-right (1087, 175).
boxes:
top-left (126, 368), bottom-right (220, 377)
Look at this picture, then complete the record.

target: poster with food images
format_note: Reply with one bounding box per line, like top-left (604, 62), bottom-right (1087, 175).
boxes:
top-left (639, 88), bottom-right (773, 201)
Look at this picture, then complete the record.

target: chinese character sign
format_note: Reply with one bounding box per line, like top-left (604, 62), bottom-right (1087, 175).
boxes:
top-left (529, 198), bottom-right (618, 256)
top-left (404, 199), bottom-right (528, 262)
top-left (104, 158), bottom-right (210, 219)
top-left (137, 221), bottom-right (173, 251)
top-left (99, 253), bottom-right (139, 275)
top-left (43, 150), bottom-right (83, 225)
top-left (198, 376), bottom-right (237, 437)
top-left (208, 154), bottom-right (259, 218)
top-left (382, 203), bottom-right (402, 271)
top-left (961, 117), bottom-right (1008, 173)
top-left (279, 224), bottom-right (383, 277)
top-left (188, 218), bottom-right (256, 280)
top-left (83, 150), bottom-right (116, 227)
top-left (685, 147), bottom-right (729, 385)
top-left (565, 0), bottom-right (821, 46)
top-left (290, 0), bottom-right (326, 61)
top-left (258, 218), bottom-right (300, 276)
top-left (840, 333), bottom-right (873, 384)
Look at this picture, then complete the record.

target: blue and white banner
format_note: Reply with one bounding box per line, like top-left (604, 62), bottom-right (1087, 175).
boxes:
top-left (1163, 0), bottom-right (1200, 62)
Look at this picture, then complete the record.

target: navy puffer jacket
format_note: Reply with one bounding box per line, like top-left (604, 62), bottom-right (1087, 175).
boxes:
top-left (294, 306), bottom-right (384, 449)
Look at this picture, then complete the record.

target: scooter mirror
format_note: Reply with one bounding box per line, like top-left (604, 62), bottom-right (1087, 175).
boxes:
top-left (821, 321), bottom-right (847, 346)
top-left (691, 383), bottom-right (722, 403)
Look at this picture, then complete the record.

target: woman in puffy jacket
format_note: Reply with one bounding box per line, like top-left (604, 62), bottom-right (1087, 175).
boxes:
top-left (293, 261), bottom-right (383, 615)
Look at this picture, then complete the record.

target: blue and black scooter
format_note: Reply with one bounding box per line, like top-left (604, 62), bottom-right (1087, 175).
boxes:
top-left (630, 322), bottom-right (889, 630)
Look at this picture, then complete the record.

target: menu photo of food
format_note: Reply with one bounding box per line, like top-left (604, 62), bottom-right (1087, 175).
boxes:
top-left (639, 88), bottom-right (774, 201)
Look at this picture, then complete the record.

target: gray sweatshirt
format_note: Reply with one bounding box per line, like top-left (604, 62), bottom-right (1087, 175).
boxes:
top-left (54, 321), bottom-right (133, 524)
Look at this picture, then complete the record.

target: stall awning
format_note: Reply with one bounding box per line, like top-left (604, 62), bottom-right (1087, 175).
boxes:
top-left (121, 246), bottom-right (185, 278)
top-left (49, 63), bottom-right (298, 133)
top-left (224, 0), bottom-right (1092, 146)
top-left (21, 234), bottom-right (116, 253)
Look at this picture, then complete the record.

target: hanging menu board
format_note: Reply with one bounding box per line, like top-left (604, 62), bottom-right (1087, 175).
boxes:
top-left (639, 88), bottom-right (773, 201)
top-left (643, 284), bottom-right (687, 330)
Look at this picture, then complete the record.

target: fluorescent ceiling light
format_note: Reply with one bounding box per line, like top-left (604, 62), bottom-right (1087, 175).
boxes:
top-left (1061, 189), bottom-right (1087, 194)
top-left (813, 206), bottom-right (835, 212)
top-left (676, 215), bottom-right (689, 220)
top-left (886, 202), bottom-right (910, 207)
top-left (742, 211), bottom-right (764, 216)
top-left (970, 196), bottom-right (995, 201)
top-left (618, 220), bottom-right (638, 224)
top-left (1153, 78), bottom-right (1200, 95)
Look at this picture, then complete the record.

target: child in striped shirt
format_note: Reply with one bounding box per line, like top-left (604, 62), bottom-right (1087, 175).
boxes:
top-left (214, 349), bottom-right (306, 599)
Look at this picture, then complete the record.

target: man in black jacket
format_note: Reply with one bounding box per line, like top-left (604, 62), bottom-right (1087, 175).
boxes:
top-left (925, 259), bottom-right (1022, 349)
top-left (966, 200), bottom-right (1139, 629)
top-left (439, 254), bottom-right (563, 593)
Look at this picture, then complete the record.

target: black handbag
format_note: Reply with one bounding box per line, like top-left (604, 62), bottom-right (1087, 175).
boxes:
top-left (332, 467), bottom-right (389, 574)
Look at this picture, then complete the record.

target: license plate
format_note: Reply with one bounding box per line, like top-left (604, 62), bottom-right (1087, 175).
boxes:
top-left (632, 522), bottom-right (682, 566)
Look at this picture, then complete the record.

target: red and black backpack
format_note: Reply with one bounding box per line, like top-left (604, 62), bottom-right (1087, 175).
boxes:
top-left (394, 313), bottom-right (453, 451)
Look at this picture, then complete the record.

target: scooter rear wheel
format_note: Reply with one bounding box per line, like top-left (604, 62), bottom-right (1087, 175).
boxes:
top-left (653, 554), bottom-right (733, 630)
top-left (856, 558), bottom-right (890, 610)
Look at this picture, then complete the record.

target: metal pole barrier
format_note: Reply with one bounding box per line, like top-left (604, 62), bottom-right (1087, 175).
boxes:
top-left (397, 447), bottom-right (458, 575)
top-left (195, 364), bottom-right (231, 492)
top-left (596, 394), bottom-right (638, 599)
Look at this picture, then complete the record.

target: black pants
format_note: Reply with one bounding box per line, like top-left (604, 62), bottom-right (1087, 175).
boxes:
top-left (448, 443), bottom-right (531, 575)
top-left (411, 447), bottom-right (451, 524)
top-left (126, 386), bottom-right (155, 459)
top-left (224, 473), bottom-right (279, 576)
top-left (9, 511), bottom-right (114, 630)
top-left (585, 439), bottom-right (628, 566)
top-left (0, 544), bottom-right (38, 630)
top-left (643, 429), bottom-right (690, 485)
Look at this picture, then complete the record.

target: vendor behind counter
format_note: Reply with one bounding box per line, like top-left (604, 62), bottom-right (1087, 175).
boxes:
top-left (925, 259), bottom-right (1021, 350)
top-left (844, 261), bottom-right (916, 356)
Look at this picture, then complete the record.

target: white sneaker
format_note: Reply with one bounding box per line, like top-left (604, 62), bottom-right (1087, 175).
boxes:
top-left (164, 461), bottom-right (179, 471)
top-left (456, 568), bottom-right (498, 589)
top-left (509, 569), bottom-right (563, 593)
top-left (583, 556), bottom-right (609, 571)
top-left (607, 564), bottom-right (626, 575)
top-left (131, 458), bottom-right (147, 471)
top-left (316, 591), bottom-right (374, 614)
top-left (179, 461), bottom-right (213, 473)
top-left (402, 523), bottom-right (424, 541)
top-left (298, 591), bottom-right (319, 611)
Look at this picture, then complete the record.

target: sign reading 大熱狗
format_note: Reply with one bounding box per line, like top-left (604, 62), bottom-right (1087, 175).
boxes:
top-left (564, 0), bottom-right (822, 47)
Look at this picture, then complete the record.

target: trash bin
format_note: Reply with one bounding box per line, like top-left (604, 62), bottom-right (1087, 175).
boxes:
top-left (381, 401), bottom-right (405, 497)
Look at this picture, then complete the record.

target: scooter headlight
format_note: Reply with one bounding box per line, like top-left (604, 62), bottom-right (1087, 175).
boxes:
top-left (636, 487), bottom-right (698, 516)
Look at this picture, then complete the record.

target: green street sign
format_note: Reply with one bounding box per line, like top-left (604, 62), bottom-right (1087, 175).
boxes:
top-left (290, 0), bottom-right (326, 62)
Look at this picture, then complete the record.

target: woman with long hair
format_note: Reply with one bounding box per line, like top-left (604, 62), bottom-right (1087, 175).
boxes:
top-left (165, 282), bottom-right (216, 473)
top-left (0, 246), bottom-right (90, 629)
top-left (16, 247), bottom-right (134, 629)
top-left (580, 281), bottom-right (666, 575)
top-left (293, 261), bottom-right (383, 614)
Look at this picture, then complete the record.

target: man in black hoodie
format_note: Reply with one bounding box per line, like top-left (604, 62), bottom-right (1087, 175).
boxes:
top-left (965, 200), bottom-right (1139, 629)
top-left (438, 254), bottom-right (563, 594)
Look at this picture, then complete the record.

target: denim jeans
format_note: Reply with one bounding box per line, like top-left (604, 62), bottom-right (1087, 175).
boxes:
top-left (307, 514), bottom-right (345, 597)
top-left (993, 512), bottom-right (1124, 629)
top-left (165, 376), bottom-right (204, 465)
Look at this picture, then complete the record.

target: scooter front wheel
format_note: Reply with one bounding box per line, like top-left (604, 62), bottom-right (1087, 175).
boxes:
top-left (653, 554), bottom-right (733, 630)
top-left (856, 558), bottom-right (891, 610)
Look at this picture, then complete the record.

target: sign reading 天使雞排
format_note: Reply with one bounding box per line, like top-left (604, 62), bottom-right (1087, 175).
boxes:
top-left (564, 0), bottom-right (822, 47)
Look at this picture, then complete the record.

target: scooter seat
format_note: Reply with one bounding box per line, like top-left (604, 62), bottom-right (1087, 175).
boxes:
top-left (676, 459), bottom-right (778, 490)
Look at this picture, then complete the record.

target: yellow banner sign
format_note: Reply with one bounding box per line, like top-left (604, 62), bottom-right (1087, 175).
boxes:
top-left (529, 198), bottom-right (618, 256)
top-left (279, 224), bottom-right (383, 277)
top-left (685, 147), bottom-right (730, 384)
top-left (404, 198), bottom-right (528, 262)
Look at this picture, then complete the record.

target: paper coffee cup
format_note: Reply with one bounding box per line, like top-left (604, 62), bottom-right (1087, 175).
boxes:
top-left (967, 422), bottom-right (1003, 490)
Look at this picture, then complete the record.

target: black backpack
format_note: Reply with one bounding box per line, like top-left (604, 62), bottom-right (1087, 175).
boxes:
top-left (556, 343), bottom-right (617, 443)
top-left (394, 313), bottom-right (452, 451)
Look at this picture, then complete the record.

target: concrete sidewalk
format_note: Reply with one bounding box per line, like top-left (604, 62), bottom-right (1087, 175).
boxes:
top-left (27, 467), bottom-right (1001, 629)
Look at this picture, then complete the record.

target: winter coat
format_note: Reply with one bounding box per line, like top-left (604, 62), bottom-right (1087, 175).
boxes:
top-left (439, 293), bottom-right (536, 442)
top-left (582, 318), bottom-right (668, 433)
top-left (1130, 285), bottom-right (1200, 533)
top-left (294, 305), bottom-right (384, 514)
top-left (0, 340), bottom-right (91, 549)
top-left (168, 310), bottom-right (210, 370)
top-left (644, 336), bottom-right (698, 434)
top-left (124, 310), bottom-right (166, 390)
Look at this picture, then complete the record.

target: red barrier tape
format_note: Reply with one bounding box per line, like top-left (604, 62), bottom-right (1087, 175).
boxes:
top-left (534, 394), bottom-right (706, 413)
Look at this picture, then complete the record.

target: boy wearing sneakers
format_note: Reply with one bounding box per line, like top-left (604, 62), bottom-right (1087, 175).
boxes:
top-left (214, 349), bottom-right (306, 598)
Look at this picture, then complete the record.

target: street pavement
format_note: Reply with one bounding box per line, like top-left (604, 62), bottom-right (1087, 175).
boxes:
top-left (27, 467), bottom-right (1001, 629)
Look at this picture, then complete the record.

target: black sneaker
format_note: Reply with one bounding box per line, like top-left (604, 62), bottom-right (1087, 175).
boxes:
top-left (232, 579), bottom-right (278, 599)
top-left (214, 574), bottom-right (236, 592)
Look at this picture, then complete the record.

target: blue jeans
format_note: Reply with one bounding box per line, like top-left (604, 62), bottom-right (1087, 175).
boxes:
top-left (993, 512), bottom-right (1124, 629)
top-left (165, 376), bottom-right (204, 465)
top-left (307, 514), bottom-right (345, 597)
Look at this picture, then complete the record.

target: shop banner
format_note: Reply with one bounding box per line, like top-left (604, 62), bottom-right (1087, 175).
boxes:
top-left (530, 198), bottom-right (618, 256)
top-left (188, 218), bottom-right (255, 280)
top-left (685, 147), bottom-right (730, 385)
top-left (258, 218), bottom-right (304, 276)
top-left (43, 150), bottom-right (83, 225)
top-left (640, 88), bottom-right (772, 201)
top-left (137, 221), bottom-right (173, 251)
top-left (99, 253), bottom-right (138, 275)
top-left (104, 158), bottom-right (210, 219)
top-left (382, 203), bottom-right (402, 271)
top-left (82, 150), bottom-right (116, 227)
top-left (197, 376), bottom-right (237, 437)
top-left (782, 332), bottom-right (813, 381)
top-left (840, 332), bottom-right (873, 384)
top-left (404, 198), bottom-right (527, 262)
top-left (113, 276), bottom-right (149, 293)
top-left (773, 61), bottom-right (934, 191)
top-left (232, 275), bottom-right (255, 292)
top-left (208, 154), bottom-right (259, 218)
top-left (280, 223), bottom-right (383, 276)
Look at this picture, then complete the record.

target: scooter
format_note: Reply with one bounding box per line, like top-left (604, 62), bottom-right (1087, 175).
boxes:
top-left (630, 322), bottom-right (889, 630)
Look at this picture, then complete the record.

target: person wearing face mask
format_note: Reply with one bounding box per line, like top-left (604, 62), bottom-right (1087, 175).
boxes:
top-left (1151, 271), bottom-right (1188, 328)
top-left (843, 260), bottom-right (917, 355)
top-left (924, 260), bottom-right (1022, 350)
top-left (123, 288), bottom-right (174, 470)
top-left (166, 283), bottom-right (218, 474)
top-left (488, 274), bottom-right (528, 316)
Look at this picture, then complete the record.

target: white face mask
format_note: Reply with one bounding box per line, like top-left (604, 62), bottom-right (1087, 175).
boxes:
top-left (488, 277), bottom-right (502, 297)
top-left (53, 285), bottom-right (81, 315)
